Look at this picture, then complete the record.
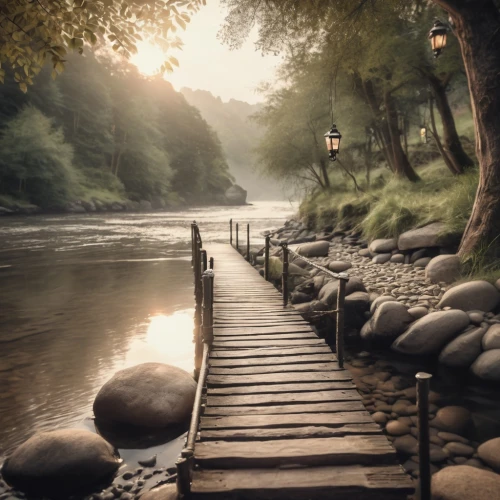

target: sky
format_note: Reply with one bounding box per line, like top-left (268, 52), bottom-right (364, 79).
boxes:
top-left (131, 1), bottom-right (279, 104)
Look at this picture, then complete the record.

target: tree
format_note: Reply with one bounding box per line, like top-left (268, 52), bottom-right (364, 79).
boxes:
top-left (0, 106), bottom-right (78, 208)
top-left (0, 0), bottom-right (204, 91)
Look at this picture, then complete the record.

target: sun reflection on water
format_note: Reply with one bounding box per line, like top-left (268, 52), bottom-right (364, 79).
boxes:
top-left (124, 310), bottom-right (195, 373)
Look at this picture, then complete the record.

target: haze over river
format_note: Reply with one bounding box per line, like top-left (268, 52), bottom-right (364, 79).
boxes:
top-left (0, 201), bottom-right (296, 460)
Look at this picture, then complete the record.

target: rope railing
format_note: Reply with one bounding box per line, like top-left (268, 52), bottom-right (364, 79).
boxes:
top-left (177, 222), bottom-right (214, 498)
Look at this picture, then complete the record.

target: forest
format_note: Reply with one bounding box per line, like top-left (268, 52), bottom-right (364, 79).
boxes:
top-left (0, 51), bottom-right (235, 212)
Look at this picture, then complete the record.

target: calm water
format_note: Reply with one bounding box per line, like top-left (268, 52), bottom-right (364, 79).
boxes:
top-left (0, 201), bottom-right (296, 460)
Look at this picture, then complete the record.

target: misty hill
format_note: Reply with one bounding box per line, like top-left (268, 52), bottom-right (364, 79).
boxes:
top-left (181, 88), bottom-right (286, 201)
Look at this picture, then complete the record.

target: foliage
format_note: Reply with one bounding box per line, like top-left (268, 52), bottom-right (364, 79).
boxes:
top-left (0, 50), bottom-right (233, 208)
top-left (0, 0), bottom-right (205, 91)
top-left (0, 106), bottom-right (79, 208)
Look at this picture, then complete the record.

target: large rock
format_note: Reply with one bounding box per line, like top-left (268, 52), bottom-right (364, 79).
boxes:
top-left (438, 280), bottom-right (500, 312)
top-left (370, 295), bottom-right (398, 314)
top-left (482, 324), bottom-right (500, 350)
top-left (431, 465), bottom-right (500, 500)
top-left (477, 438), bottom-right (500, 472)
top-left (1, 430), bottom-right (120, 494)
top-left (426, 255), bottom-right (461, 284)
top-left (471, 350), bottom-right (500, 381)
top-left (398, 222), bottom-right (454, 251)
top-left (327, 261), bottom-right (352, 273)
top-left (391, 310), bottom-right (469, 355)
top-left (296, 240), bottom-right (330, 258)
top-left (369, 238), bottom-right (397, 254)
top-left (372, 253), bottom-right (391, 264)
top-left (432, 406), bottom-right (472, 434)
top-left (224, 184), bottom-right (247, 205)
top-left (346, 277), bottom-right (367, 295)
top-left (370, 301), bottom-right (414, 340)
top-left (94, 363), bottom-right (196, 428)
top-left (439, 326), bottom-right (486, 368)
top-left (140, 484), bottom-right (178, 500)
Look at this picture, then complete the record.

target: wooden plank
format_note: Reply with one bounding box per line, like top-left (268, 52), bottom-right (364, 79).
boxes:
top-left (191, 466), bottom-right (413, 499)
top-left (209, 363), bottom-right (341, 376)
top-left (206, 390), bottom-right (360, 407)
top-left (212, 338), bottom-right (326, 348)
top-left (214, 326), bottom-right (313, 334)
top-left (195, 436), bottom-right (397, 468)
top-left (201, 424), bottom-right (382, 441)
top-left (214, 334), bottom-right (318, 342)
top-left (208, 381), bottom-right (355, 395)
top-left (203, 401), bottom-right (365, 416)
top-left (207, 371), bottom-right (351, 386)
top-left (209, 353), bottom-right (336, 367)
top-left (200, 412), bottom-right (374, 429)
top-left (210, 346), bottom-right (333, 358)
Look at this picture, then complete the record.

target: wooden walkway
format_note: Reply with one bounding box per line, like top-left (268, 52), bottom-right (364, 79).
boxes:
top-left (191, 244), bottom-right (413, 499)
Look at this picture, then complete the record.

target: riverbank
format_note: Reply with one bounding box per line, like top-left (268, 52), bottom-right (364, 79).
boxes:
top-left (252, 218), bottom-right (500, 488)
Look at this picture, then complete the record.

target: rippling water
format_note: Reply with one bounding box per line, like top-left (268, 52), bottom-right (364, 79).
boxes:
top-left (0, 201), bottom-right (296, 459)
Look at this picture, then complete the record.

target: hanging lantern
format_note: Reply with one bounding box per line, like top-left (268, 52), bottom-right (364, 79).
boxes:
top-left (324, 125), bottom-right (342, 161)
top-left (428, 20), bottom-right (448, 58)
top-left (420, 124), bottom-right (428, 144)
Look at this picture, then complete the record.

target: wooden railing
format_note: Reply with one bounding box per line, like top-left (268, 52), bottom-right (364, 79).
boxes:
top-left (229, 218), bottom-right (250, 261)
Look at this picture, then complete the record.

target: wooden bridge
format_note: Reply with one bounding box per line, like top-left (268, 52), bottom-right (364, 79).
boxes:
top-left (176, 228), bottom-right (414, 500)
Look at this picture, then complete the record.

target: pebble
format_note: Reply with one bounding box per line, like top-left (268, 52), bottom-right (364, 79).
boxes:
top-left (444, 442), bottom-right (475, 457)
top-left (386, 420), bottom-right (411, 436)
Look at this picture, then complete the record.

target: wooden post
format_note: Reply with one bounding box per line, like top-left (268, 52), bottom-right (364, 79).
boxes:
top-left (190, 223), bottom-right (195, 266)
top-left (416, 372), bottom-right (432, 500)
top-left (193, 301), bottom-right (202, 381)
top-left (246, 223), bottom-right (250, 262)
top-left (201, 249), bottom-right (207, 272)
top-left (176, 455), bottom-right (191, 498)
top-left (202, 270), bottom-right (214, 346)
top-left (235, 223), bottom-right (239, 251)
top-left (229, 218), bottom-right (233, 246)
top-left (264, 235), bottom-right (270, 281)
top-left (209, 257), bottom-right (214, 270)
top-left (282, 243), bottom-right (289, 307)
top-left (336, 278), bottom-right (346, 368)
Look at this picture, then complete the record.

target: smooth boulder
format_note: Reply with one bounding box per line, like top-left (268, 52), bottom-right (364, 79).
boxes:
top-left (391, 310), bottom-right (469, 355)
top-left (482, 324), bottom-right (500, 350)
top-left (398, 222), bottom-right (454, 251)
top-left (296, 240), bottom-right (330, 258)
top-left (370, 295), bottom-right (398, 314)
top-left (224, 184), bottom-right (247, 205)
top-left (369, 238), bottom-right (397, 254)
top-left (471, 350), bottom-right (500, 381)
top-left (140, 484), bottom-right (178, 500)
top-left (432, 406), bottom-right (471, 434)
top-left (431, 465), bottom-right (500, 500)
top-left (426, 255), bottom-right (461, 284)
top-left (439, 326), bottom-right (486, 368)
top-left (372, 253), bottom-right (391, 264)
top-left (94, 363), bottom-right (196, 428)
top-left (477, 438), bottom-right (500, 472)
top-left (438, 280), bottom-right (500, 312)
top-left (1, 429), bottom-right (120, 494)
top-left (370, 301), bottom-right (414, 340)
top-left (327, 261), bottom-right (352, 273)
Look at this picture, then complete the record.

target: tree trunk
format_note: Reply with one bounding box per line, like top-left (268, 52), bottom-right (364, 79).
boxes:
top-left (384, 91), bottom-right (420, 182)
top-left (434, 0), bottom-right (500, 258)
top-left (427, 73), bottom-right (474, 171)
top-left (319, 158), bottom-right (330, 188)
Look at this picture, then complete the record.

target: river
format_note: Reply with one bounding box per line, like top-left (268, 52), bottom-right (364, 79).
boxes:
top-left (0, 201), bottom-right (297, 463)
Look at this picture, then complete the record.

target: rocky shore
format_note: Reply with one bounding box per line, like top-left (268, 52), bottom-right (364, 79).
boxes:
top-left (253, 218), bottom-right (500, 495)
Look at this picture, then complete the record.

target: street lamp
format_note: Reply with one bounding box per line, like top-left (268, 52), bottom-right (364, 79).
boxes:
top-left (428, 20), bottom-right (448, 58)
top-left (324, 124), bottom-right (342, 161)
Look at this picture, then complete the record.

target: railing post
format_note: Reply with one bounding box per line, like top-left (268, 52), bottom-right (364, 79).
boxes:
top-left (209, 257), bottom-right (214, 270)
top-left (194, 245), bottom-right (202, 307)
top-left (235, 223), bottom-right (239, 251)
top-left (190, 223), bottom-right (195, 266)
top-left (202, 270), bottom-right (214, 346)
top-left (281, 243), bottom-right (289, 307)
top-left (229, 218), bottom-right (233, 246)
top-left (246, 223), bottom-right (250, 262)
top-left (264, 235), bottom-right (270, 281)
top-left (416, 372), bottom-right (432, 500)
top-left (336, 277), bottom-right (347, 368)
top-left (201, 249), bottom-right (207, 272)
top-left (176, 454), bottom-right (192, 498)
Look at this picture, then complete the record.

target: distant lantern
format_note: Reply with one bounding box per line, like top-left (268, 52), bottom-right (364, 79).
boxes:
top-left (324, 125), bottom-right (342, 161)
top-left (420, 124), bottom-right (428, 144)
top-left (428, 20), bottom-right (448, 58)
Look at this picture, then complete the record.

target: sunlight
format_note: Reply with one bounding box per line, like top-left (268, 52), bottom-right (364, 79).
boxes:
top-left (124, 310), bottom-right (195, 372)
top-left (131, 42), bottom-right (166, 76)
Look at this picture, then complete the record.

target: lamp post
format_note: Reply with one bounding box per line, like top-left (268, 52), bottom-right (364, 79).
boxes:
top-left (428, 20), bottom-right (448, 58)
top-left (324, 124), bottom-right (342, 162)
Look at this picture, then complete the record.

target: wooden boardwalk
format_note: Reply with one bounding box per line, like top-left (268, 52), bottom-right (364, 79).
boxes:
top-left (191, 244), bottom-right (413, 499)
